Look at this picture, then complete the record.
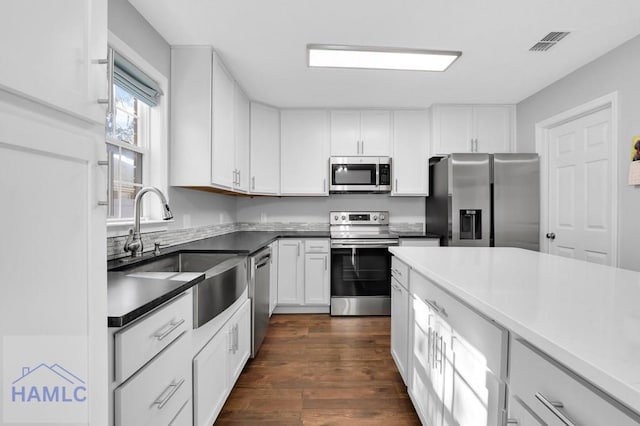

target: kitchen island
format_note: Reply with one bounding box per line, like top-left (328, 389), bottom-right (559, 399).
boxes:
top-left (389, 246), bottom-right (640, 425)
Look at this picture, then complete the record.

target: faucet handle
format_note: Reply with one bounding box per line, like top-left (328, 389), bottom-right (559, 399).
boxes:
top-left (154, 242), bottom-right (162, 256)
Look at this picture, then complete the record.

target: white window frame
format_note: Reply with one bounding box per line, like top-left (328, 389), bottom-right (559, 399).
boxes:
top-left (106, 32), bottom-right (170, 237)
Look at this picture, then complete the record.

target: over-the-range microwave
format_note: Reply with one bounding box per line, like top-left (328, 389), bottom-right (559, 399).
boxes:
top-left (329, 156), bottom-right (391, 193)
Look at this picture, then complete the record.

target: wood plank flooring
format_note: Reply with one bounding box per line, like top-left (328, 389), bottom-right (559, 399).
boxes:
top-left (216, 314), bottom-right (420, 425)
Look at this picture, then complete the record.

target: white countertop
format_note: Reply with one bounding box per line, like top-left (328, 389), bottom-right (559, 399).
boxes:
top-left (389, 246), bottom-right (640, 415)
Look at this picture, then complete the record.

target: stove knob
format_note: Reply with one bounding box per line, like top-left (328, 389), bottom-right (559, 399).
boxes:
top-left (380, 214), bottom-right (385, 221)
top-left (334, 215), bottom-right (338, 220)
top-left (373, 215), bottom-right (378, 221)
top-left (341, 215), bottom-right (346, 220)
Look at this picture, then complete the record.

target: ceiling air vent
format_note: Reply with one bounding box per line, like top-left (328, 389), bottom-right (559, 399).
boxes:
top-left (529, 32), bottom-right (570, 52)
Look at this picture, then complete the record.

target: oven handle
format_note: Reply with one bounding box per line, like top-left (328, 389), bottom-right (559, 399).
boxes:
top-left (330, 242), bottom-right (398, 249)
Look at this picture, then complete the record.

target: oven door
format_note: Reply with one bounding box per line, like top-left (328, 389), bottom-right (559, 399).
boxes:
top-left (329, 158), bottom-right (379, 192)
top-left (330, 242), bottom-right (394, 298)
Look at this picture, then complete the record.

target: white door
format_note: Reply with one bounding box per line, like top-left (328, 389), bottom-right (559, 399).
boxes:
top-left (280, 110), bottom-right (329, 195)
top-left (304, 253), bottom-right (329, 305)
top-left (546, 106), bottom-right (615, 265)
top-left (474, 106), bottom-right (513, 153)
top-left (276, 240), bottom-right (304, 304)
top-left (211, 55), bottom-right (235, 189)
top-left (360, 110), bottom-right (391, 156)
top-left (250, 103), bottom-right (280, 195)
top-left (330, 110), bottom-right (360, 156)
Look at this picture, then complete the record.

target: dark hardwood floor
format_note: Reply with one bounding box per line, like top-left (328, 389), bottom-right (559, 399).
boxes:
top-left (216, 314), bottom-right (420, 425)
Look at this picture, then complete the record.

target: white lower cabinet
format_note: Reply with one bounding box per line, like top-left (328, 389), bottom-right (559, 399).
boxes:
top-left (404, 267), bottom-right (508, 426)
top-left (114, 333), bottom-right (191, 426)
top-left (276, 239), bottom-right (330, 312)
top-left (193, 298), bottom-right (251, 426)
top-left (508, 338), bottom-right (640, 426)
top-left (391, 257), bottom-right (409, 385)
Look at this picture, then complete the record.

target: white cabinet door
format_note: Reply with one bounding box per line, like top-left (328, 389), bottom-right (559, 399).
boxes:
top-left (392, 110), bottom-right (430, 196)
top-left (390, 276), bottom-right (409, 384)
top-left (432, 105), bottom-right (514, 154)
top-left (0, 0), bottom-right (108, 124)
top-left (234, 84), bottom-right (251, 192)
top-left (170, 47), bottom-right (213, 186)
top-left (228, 299), bottom-right (251, 384)
top-left (360, 110), bottom-right (391, 156)
top-left (304, 253), bottom-right (329, 305)
top-left (277, 239), bottom-right (304, 304)
top-left (280, 110), bottom-right (329, 195)
top-left (250, 103), bottom-right (280, 194)
top-left (432, 105), bottom-right (474, 154)
top-left (330, 110), bottom-right (360, 156)
top-left (211, 54), bottom-right (236, 189)
top-left (193, 327), bottom-right (228, 426)
top-left (330, 110), bottom-right (391, 156)
top-left (474, 106), bottom-right (513, 153)
top-left (269, 241), bottom-right (279, 315)
top-left (0, 101), bottom-right (107, 423)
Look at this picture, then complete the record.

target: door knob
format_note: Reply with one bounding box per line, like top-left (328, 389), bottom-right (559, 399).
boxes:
top-left (546, 232), bottom-right (556, 240)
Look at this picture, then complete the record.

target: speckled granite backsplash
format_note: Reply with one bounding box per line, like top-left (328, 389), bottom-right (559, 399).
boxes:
top-left (107, 221), bottom-right (423, 260)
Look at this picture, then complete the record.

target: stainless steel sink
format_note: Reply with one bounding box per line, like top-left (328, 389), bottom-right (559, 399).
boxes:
top-left (122, 252), bottom-right (248, 328)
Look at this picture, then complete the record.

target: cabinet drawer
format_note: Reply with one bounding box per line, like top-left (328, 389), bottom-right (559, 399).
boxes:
top-left (410, 270), bottom-right (507, 378)
top-left (510, 339), bottom-right (640, 426)
top-left (115, 333), bottom-right (191, 426)
top-left (391, 256), bottom-right (409, 289)
top-left (115, 292), bottom-right (192, 382)
top-left (305, 239), bottom-right (329, 253)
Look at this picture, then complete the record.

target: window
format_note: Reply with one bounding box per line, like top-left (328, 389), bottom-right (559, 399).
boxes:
top-left (105, 47), bottom-right (164, 222)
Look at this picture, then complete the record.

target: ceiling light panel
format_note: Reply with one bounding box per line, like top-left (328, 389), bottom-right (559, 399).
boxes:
top-left (307, 45), bottom-right (462, 72)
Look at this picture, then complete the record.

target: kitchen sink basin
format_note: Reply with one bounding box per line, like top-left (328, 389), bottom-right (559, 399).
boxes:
top-left (118, 252), bottom-right (248, 328)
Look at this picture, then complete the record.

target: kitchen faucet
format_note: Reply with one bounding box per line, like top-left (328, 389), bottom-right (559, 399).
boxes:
top-left (123, 186), bottom-right (173, 257)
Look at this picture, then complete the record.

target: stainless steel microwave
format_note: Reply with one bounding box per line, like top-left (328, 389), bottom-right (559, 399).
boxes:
top-left (329, 156), bottom-right (391, 193)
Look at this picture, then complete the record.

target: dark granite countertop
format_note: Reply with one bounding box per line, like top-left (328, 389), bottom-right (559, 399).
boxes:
top-left (108, 230), bottom-right (330, 327)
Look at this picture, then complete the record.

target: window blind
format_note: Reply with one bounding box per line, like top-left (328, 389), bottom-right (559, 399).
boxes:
top-left (113, 51), bottom-right (163, 107)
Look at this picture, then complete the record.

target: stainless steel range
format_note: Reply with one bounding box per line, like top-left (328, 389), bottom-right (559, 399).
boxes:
top-left (330, 211), bottom-right (398, 316)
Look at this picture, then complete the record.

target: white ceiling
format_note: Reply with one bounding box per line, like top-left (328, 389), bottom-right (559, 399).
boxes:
top-left (128, 0), bottom-right (640, 109)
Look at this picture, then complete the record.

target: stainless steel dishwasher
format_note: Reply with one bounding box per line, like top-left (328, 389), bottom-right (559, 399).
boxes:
top-left (249, 246), bottom-right (271, 357)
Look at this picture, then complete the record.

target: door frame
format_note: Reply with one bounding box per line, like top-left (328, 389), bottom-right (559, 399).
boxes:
top-left (535, 92), bottom-right (619, 265)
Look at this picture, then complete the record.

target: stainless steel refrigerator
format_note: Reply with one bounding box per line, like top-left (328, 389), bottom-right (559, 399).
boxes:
top-left (426, 153), bottom-right (540, 251)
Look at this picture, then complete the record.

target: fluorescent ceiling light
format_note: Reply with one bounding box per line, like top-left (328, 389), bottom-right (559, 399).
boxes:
top-left (307, 44), bottom-right (462, 72)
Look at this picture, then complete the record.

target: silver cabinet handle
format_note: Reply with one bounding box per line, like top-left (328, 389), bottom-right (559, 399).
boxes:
top-left (152, 318), bottom-right (185, 341)
top-left (252, 176), bottom-right (256, 190)
top-left (233, 323), bottom-right (239, 353)
top-left (395, 178), bottom-right (398, 192)
top-left (228, 327), bottom-right (234, 352)
top-left (153, 378), bottom-right (185, 409)
top-left (535, 393), bottom-right (576, 426)
top-left (297, 242), bottom-right (300, 257)
top-left (324, 256), bottom-right (327, 271)
top-left (425, 298), bottom-right (448, 317)
top-left (238, 169), bottom-right (241, 186)
top-left (97, 48), bottom-right (114, 109)
top-left (392, 268), bottom-right (402, 277)
top-left (506, 419), bottom-right (519, 425)
top-left (308, 245), bottom-right (324, 249)
top-left (97, 160), bottom-right (109, 207)
top-left (323, 178), bottom-right (326, 192)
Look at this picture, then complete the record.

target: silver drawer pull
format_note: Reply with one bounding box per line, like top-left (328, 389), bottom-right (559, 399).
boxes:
top-left (153, 318), bottom-right (185, 341)
top-left (153, 378), bottom-right (185, 409)
top-left (424, 299), bottom-right (448, 317)
top-left (535, 393), bottom-right (576, 426)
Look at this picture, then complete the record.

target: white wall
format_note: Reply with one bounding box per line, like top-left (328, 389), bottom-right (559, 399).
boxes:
top-left (516, 34), bottom-right (640, 271)
top-left (237, 195), bottom-right (424, 225)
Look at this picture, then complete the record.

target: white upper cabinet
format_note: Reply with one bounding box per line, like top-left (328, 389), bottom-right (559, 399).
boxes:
top-left (431, 105), bottom-right (515, 154)
top-left (330, 110), bottom-right (391, 156)
top-left (233, 85), bottom-right (250, 192)
top-left (392, 110), bottom-right (430, 196)
top-left (170, 46), bottom-right (251, 192)
top-left (211, 56), bottom-right (236, 189)
top-left (280, 110), bottom-right (329, 195)
top-left (250, 103), bottom-right (280, 195)
top-left (0, 0), bottom-right (108, 124)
